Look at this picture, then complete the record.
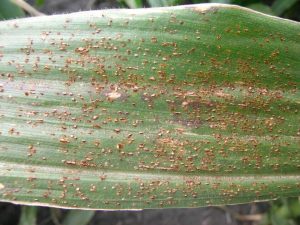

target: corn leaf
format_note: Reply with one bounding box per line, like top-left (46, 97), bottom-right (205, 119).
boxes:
top-left (247, 3), bottom-right (275, 15)
top-left (147, 0), bottom-right (179, 7)
top-left (120, 0), bottom-right (143, 8)
top-left (0, 4), bottom-right (299, 210)
top-left (271, 0), bottom-right (298, 16)
top-left (0, 0), bottom-right (25, 20)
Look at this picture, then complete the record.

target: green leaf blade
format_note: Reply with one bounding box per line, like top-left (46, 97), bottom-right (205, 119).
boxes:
top-left (121, 0), bottom-right (143, 8)
top-left (0, 4), bottom-right (299, 210)
top-left (0, 0), bottom-right (25, 20)
top-left (272, 0), bottom-right (298, 16)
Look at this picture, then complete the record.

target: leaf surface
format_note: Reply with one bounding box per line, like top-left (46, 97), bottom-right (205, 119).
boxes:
top-left (0, 0), bottom-right (25, 20)
top-left (0, 4), bottom-right (299, 209)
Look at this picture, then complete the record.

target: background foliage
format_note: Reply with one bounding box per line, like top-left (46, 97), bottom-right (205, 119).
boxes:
top-left (119, 0), bottom-right (300, 20)
top-left (1, 0), bottom-right (300, 21)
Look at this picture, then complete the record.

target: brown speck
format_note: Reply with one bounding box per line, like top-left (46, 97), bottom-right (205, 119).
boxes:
top-left (99, 174), bottom-right (107, 181)
top-left (114, 128), bottom-right (121, 134)
top-left (75, 47), bottom-right (89, 54)
top-left (60, 137), bottom-right (70, 144)
top-left (117, 143), bottom-right (124, 150)
top-left (27, 145), bottom-right (36, 156)
top-left (151, 37), bottom-right (157, 43)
